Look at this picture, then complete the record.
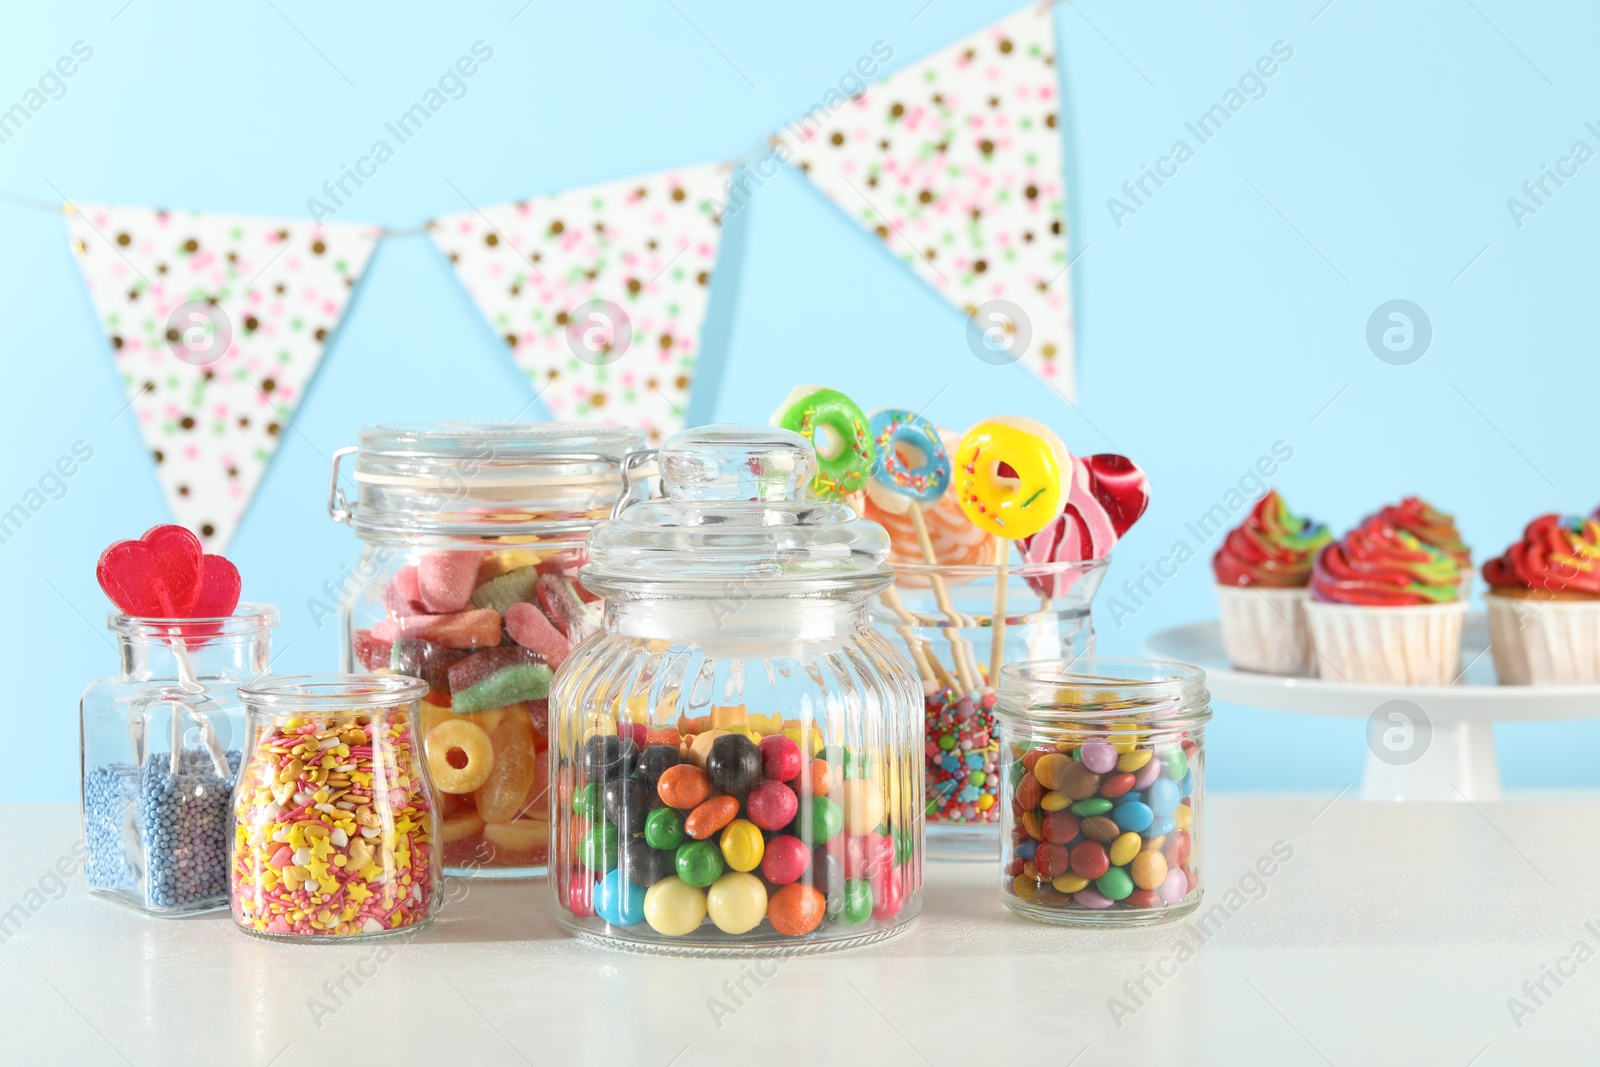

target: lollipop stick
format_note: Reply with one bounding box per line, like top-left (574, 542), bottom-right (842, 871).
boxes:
top-left (879, 587), bottom-right (945, 687)
top-left (990, 534), bottom-right (1009, 688)
top-left (907, 503), bottom-right (979, 693)
top-left (170, 630), bottom-right (235, 779)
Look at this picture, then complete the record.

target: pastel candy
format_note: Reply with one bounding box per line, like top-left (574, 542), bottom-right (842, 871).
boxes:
top-left (505, 601), bottom-right (572, 669)
top-left (1078, 740), bottom-right (1116, 773)
top-left (1158, 867), bottom-right (1189, 904)
top-left (418, 551), bottom-right (482, 613)
top-left (371, 608), bottom-right (501, 649)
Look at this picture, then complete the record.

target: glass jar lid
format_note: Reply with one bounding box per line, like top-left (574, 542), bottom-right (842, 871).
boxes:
top-left (582, 424), bottom-right (895, 598)
top-left (332, 422), bottom-right (647, 540)
top-left (997, 659), bottom-right (1212, 727)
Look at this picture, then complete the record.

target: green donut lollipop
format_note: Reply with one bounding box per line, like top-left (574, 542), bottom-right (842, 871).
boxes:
top-left (771, 385), bottom-right (877, 499)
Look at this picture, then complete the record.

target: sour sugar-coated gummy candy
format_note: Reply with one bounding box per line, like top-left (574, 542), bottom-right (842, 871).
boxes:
top-left (447, 647), bottom-right (553, 714)
top-left (535, 573), bottom-right (599, 642)
top-left (470, 566), bottom-right (541, 615)
top-left (473, 713), bottom-right (537, 824)
top-left (503, 601), bottom-right (572, 670)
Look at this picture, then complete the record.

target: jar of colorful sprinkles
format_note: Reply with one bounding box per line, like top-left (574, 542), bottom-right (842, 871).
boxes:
top-left (997, 659), bottom-right (1208, 927)
top-left (229, 675), bottom-right (440, 940)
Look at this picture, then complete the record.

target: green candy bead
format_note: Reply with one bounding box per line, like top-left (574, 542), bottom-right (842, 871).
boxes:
top-left (1070, 798), bottom-right (1112, 816)
top-left (1096, 866), bottom-right (1134, 901)
top-left (644, 806), bottom-right (685, 851)
top-left (579, 821), bottom-right (618, 872)
top-left (893, 825), bottom-right (915, 867)
top-left (675, 840), bottom-right (724, 889)
top-left (937, 735), bottom-right (956, 751)
top-left (840, 879), bottom-right (874, 925)
top-left (1162, 747), bottom-right (1188, 780)
top-left (810, 796), bottom-right (844, 845)
top-left (573, 782), bottom-right (602, 821)
top-left (968, 769), bottom-right (988, 788)
top-left (821, 744), bottom-right (866, 780)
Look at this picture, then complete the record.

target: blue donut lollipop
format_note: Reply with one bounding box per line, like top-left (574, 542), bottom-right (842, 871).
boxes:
top-left (869, 409), bottom-right (952, 505)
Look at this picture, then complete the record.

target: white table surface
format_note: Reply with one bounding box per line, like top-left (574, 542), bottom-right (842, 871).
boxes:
top-left (3, 795), bottom-right (1594, 1066)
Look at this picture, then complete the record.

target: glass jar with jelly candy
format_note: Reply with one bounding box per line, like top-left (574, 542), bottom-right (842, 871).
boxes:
top-left (996, 659), bottom-right (1208, 927)
top-left (549, 425), bottom-right (923, 954)
top-left (80, 605), bottom-right (277, 916)
top-left (328, 422), bottom-right (650, 878)
top-left (870, 558), bottom-right (1108, 861)
top-left (229, 674), bottom-right (440, 940)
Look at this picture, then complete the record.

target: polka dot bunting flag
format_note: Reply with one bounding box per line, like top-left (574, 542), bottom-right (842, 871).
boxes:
top-left (429, 164), bottom-right (730, 444)
top-left (66, 204), bottom-right (379, 550)
top-left (770, 3), bottom-right (1075, 397)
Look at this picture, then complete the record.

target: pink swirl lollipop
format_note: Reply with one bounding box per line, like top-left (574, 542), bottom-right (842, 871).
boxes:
top-left (1019, 454), bottom-right (1151, 598)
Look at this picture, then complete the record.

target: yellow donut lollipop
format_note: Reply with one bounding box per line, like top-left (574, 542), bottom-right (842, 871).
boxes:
top-left (953, 416), bottom-right (1070, 539)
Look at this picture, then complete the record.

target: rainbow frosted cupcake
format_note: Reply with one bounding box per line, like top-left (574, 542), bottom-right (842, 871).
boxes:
top-left (1212, 490), bottom-right (1330, 675)
top-left (1375, 496), bottom-right (1472, 596)
top-left (1483, 514), bottom-right (1600, 684)
top-left (1304, 517), bottom-right (1466, 685)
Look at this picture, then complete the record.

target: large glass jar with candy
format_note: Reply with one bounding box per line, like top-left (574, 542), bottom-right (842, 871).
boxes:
top-left (330, 422), bottom-right (648, 878)
top-left (81, 606), bottom-right (276, 915)
top-left (549, 425), bottom-right (923, 954)
top-left (996, 659), bottom-right (1207, 926)
top-left (230, 674), bottom-right (440, 940)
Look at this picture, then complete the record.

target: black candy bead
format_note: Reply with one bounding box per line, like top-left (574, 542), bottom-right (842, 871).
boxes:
top-left (635, 744), bottom-right (681, 789)
top-left (705, 733), bottom-right (762, 796)
top-left (620, 837), bottom-right (676, 886)
top-left (603, 776), bottom-right (649, 833)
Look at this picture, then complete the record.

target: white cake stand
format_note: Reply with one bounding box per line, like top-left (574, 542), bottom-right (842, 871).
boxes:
top-left (1143, 614), bottom-right (1600, 801)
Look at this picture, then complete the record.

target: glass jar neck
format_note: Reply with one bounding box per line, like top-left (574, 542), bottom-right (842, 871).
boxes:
top-left (607, 596), bottom-right (869, 656)
top-left (119, 631), bottom-right (271, 684)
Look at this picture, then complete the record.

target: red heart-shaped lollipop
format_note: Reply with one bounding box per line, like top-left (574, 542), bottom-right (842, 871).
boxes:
top-left (96, 524), bottom-right (242, 619)
top-left (193, 555), bottom-right (242, 618)
top-left (97, 525), bottom-right (204, 617)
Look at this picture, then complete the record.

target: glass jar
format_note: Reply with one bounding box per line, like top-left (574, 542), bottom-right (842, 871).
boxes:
top-left (871, 558), bottom-right (1109, 860)
top-left (229, 674), bottom-right (440, 940)
top-left (80, 606), bottom-right (277, 916)
top-left (549, 425), bottom-right (923, 955)
top-left (997, 659), bottom-right (1208, 926)
top-left (329, 421), bottom-right (649, 879)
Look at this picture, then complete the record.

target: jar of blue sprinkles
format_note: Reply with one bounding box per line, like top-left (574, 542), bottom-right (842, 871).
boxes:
top-left (80, 606), bottom-right (277, 915)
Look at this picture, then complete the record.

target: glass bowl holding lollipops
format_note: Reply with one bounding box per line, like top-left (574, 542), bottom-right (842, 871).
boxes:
top-left (863, 413), bottom-right (1149, 860)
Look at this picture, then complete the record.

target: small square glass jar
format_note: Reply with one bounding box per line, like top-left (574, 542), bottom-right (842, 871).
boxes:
top-left (997, 659), bottom-right (1208, 926)
top-left (80, 606), bottom-right (277, 916)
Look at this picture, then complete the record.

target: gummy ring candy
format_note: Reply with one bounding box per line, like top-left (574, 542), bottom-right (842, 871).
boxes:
top-left (868, 408), bottom-right (951, 508)
top-left (953, 416), bottom-right (1070, 539)
top-left (772, 385), bottom-right (876, 499)
top-left (427, 718), bottom-right (496, 794)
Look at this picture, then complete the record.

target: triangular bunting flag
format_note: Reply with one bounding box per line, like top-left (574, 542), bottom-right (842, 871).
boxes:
top-left (67, 204), bottom-right (378, 549)
top-left (772, 4), bottom-right (1075, 396)
top-left (430, 164), bottom-right (729, 443)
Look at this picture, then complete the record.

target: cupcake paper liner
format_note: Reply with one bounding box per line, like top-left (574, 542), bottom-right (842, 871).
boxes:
top-left (1304, 600), bottom-right (1467, 686)
top-left (1486, 593), bottom-right (1600, 685)
top-left (1214, 585), bottom-right (1315, 676)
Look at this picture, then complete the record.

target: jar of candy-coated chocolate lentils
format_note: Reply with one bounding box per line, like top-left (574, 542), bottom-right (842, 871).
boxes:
top-left (997, 659), bottom-right (1208, 926)
top-left (230, 675), bottom-right (440, 940)
top-left (329, 422), bottom-right (650, 878)
top-left (81, 606), bottom-right (276, 915)
top-left (549, 425), bottom-right (923, 954)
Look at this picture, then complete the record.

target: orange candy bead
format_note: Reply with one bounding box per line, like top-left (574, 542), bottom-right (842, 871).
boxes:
top-left (656, 764), bottom-right (713, 810)
top-left (685, 795), bottom-right (740, 839)
top-left (767, 883), bottom-right (827, 936)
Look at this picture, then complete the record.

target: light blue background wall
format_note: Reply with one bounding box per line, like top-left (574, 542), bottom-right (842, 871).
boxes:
top-left (3, 0), bottom-right (1596, 802)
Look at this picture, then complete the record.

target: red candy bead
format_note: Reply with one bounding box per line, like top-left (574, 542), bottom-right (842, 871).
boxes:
top-left (619, 722), bottom-right (649, 749)
top-left (1034, 842), bottom-right (1070, 879)
top-left (1099, 773), bottom-right (1135, 799)
top-left (1069, 840), bottom-right (1110, 879)
top-left (1006, 857), bottom-right (1026, 877)
top-left (745, 780), bottom-right (798, 831)
top-left (759, 735), bottom-right (803, 783)
top-left (566, 871), bottom-right (595, 917)
top-left (871, 870), bottom-right (904, 920)
top-left (844, 834), bottom-right (894, 879)
top-left (1125, 888), bottom-right (1161, 908)
top-left (761, 835), bottom-right (811, 885)
top-left (1163, 829), bottom-right (1191, 869)
top-left (1041, 811), bottom-right (1080, 844)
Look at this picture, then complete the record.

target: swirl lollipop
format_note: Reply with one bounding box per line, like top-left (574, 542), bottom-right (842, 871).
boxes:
top-left (953, 417), bottom-right (1071, 685)
top-left (866, 409), bottom-right (982, 693)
